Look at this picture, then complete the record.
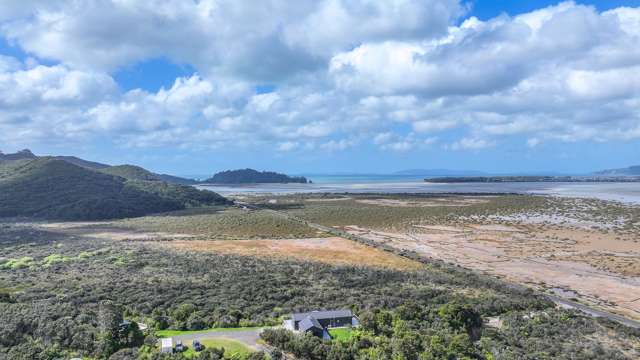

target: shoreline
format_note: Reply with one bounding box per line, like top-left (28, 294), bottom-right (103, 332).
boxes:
top-left (197, 181), bottom-right (640, 205)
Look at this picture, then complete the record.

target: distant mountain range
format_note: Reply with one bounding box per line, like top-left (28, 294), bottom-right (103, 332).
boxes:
top-left (594, 165), bottom-right (640, 176)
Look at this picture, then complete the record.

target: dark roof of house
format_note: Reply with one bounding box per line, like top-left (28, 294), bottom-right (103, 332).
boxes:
top-left (292, 309), bottom-right (353, 322)
top-left (299, 315), bottom-right (323, 332)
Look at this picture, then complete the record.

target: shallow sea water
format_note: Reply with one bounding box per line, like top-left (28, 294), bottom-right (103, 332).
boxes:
top-left (197, 175), bottom-right (640, 204)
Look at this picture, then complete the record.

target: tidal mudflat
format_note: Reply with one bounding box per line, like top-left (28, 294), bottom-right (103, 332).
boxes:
top-left (247, 193), bottom-right (640, 321)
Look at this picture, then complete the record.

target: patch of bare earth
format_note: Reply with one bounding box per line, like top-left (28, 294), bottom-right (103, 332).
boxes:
top-left (342, 223), bottom-right (640, 321)
top-left (163, 237), bottom-right (423, 271)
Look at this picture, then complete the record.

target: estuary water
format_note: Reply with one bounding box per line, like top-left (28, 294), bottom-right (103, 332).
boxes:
top-left (197, 174), bottom-right (640, 204)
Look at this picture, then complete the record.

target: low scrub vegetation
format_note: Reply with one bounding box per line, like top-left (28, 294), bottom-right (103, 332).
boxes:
top-left (119, 208), bottom-right (322, 239)
top-left (1, 223), bottom-right (637, 359)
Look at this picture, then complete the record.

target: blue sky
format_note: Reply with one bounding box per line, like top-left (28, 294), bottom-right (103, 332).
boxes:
top-left (469, 0), bottom-right (640, 20)
top-left (0, 1), bottom-right (639, 176)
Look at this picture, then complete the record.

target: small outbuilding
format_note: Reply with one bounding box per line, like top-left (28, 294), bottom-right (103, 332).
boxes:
top-left (160, 338), bottom-right (173, 353)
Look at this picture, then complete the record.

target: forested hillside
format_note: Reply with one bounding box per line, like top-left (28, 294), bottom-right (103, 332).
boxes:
top-left (100, 165), bottom-right (198, 185)
top-left (0, 149), bottom-right (109, 169)
top-left (100, 164), bottom-right (161, 181)
top-left (0, 158), bottom-right (227, 220)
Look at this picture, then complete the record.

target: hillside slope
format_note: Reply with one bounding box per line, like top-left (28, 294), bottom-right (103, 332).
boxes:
top-left (99, 164), bottom-right (163, 181)
top-left (0, 149), bottom-right (108, 169)
top-left (0, 149), bottom-right (37, 161)
top-left (53, 155), bottom-right (110, 169)
top-left (100, 164), bottom-right (197, 184)
top-left (0, 158), bottom-right (227, 220)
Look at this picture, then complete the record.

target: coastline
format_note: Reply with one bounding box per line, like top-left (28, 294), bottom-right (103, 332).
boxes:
top-left (198, 180), bottom-right (640, 205)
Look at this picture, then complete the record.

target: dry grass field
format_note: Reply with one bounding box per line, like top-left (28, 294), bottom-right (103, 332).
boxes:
top-left (164, 237), bottom-right (423, 271)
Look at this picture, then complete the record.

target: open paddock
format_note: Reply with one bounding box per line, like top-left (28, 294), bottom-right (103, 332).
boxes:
top-left (163, 236), bottom-right (423, 271)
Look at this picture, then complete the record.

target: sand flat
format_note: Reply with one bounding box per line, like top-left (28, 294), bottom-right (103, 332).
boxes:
top-left (356, 198), bottom-right (489, 207)
top-left (343, 223), bottom-right (640, 320)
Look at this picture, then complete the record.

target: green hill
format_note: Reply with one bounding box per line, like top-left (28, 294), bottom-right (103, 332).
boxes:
top-left (0, 149), bottom-right (37, 161)
top-left (0, 159), bottom-right (33, 178)
top-left (155, 173), bottom-right (199, 185)
top-left (0, 158), bottom-right (228, 220)
top-left (206, 168), bottom-right (308, 184)
top-left (99, 164), bottom-right (163, 181)
top-left (53, 155), bottom-right (110, 170)
top-left (0, 149), bottom-right (108, 169)
top-left (100, 164), bottom-right (198, 184)
top-left (1, 149), bottom-right (196, 183)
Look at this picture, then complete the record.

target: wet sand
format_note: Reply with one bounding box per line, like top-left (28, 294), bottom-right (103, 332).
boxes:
top-left (342, 223), bottom-right (640, 320)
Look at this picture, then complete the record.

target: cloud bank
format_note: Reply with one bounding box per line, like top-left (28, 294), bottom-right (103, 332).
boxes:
top-left (0, 0), bottom-right (639, 153)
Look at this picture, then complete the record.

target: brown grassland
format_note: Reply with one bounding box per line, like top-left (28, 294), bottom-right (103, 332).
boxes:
top-left (163, 237), bottom-right (424, 271)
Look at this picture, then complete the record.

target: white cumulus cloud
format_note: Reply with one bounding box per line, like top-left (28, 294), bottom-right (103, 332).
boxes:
top-left (0, 1), bottom-right (639, 154)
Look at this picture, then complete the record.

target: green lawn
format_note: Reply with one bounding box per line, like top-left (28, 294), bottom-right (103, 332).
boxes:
top-left (328, 327), bottom-right (354, 341)
top-left (181, 338), bottom-right (252, 359)
top-left (155, 326), bottom-right (265, 337)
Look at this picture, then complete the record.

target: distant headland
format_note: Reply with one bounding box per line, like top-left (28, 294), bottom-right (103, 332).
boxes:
top-left (425, 176), bottom-right (640, 183)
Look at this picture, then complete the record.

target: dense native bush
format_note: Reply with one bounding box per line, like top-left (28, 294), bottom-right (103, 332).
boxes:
top-left (0, 224), bottom-right (637, 359)
top-left (0, 158), bottom-right (228, 220)
top-left (262, 305), bottom-right (637, 360)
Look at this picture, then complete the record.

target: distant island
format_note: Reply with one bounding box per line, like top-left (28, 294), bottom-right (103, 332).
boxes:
top-left (595, 165), bottom-right (640, 176)
top-left (206, 168), bottom-right (309, 184)
top-left (425, 176), bottom-right (640, 183)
